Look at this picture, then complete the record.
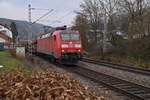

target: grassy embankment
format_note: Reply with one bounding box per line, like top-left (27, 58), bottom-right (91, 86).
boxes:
top-left (0, 51), bottom-right (30, 74)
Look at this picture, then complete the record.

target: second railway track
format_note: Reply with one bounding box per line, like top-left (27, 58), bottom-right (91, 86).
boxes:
top-left (81, 58), bottom-right (150, 76)
top-left (63, 65), bottom-right (150, 100)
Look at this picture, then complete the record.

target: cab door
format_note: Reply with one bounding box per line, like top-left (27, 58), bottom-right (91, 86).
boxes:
top-left (50, 35), bottom-right (54, 56)
top-left (53, 35), bottom-right (58, 58)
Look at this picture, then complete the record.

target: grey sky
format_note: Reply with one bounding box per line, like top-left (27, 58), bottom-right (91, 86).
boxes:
top-left (0, 0), bottom-right (83, 27)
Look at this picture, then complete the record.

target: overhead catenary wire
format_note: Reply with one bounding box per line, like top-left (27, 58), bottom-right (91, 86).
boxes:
top-left (61, 11), bottom-right (74, 20)
top-left (54, 5), bottom-right (80, 25)
top-left (31, 8), bottom-right (50, 11)
top-left (43, 0), bottom-right (75, 26)
top-left (43, 0), bottom-right (66, 20)
top-left (32, 9), bottom-right (54, 24)
top-left (47, 10), bottom-right (74, 26)
top-left (37, 0), bottom-right (79, 27)
top-left (54, 0), bottom-right (81, 23)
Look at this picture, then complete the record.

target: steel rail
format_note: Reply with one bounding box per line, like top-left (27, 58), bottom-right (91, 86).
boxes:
top-left (81, 58), bottom-right (150, 76)
top-left (68, 66), bottom-right (150, 100)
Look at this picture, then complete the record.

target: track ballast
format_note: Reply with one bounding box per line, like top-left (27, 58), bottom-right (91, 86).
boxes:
top-left (81, 58), bottom-right (150, 76)
top-left (67, 66), bottom-right (150, 100)
top-left (30, 55), bottom-right (150, 100)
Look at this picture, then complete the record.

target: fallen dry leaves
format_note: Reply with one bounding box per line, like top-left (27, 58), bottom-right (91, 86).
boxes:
top-left (0, 70), bottom-right (109, 100)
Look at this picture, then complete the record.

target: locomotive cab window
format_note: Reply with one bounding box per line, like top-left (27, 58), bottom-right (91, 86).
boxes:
top-left (54, 35), bottom-right (57, 41)
top-left (61, 33), bottom-right (80, 41)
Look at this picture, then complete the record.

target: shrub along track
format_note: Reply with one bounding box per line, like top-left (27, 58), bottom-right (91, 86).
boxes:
top-left (81, 58), bottom-right (150, 77)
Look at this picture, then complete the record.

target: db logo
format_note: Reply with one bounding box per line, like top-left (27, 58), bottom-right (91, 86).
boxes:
top-left (69, 42), bottom-right (72, 44)
top-left (69, 42), bottom-right (73, 47)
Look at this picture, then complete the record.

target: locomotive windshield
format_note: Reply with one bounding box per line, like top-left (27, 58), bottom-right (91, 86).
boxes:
top-left (61, 33), bottom-right (80, 41)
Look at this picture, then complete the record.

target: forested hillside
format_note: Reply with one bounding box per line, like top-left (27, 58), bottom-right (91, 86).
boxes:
top-left (0, 18), bottom-right (51, 40)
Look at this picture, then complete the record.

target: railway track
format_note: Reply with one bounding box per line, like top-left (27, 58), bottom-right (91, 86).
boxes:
top-left (81, 58), bottom-right (150, 76)
top-left (64, 66), bottom-right (150, 100)
top-left (30, 55), bottom-right (150, 100)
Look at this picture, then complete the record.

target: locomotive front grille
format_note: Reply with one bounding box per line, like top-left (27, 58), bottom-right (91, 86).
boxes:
top-left (61, 53), bottom-right (82, 64)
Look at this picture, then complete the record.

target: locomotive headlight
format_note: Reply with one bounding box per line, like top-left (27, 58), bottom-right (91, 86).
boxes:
top-left (75, 44), bottom-right (81, 48)
top-left (61, 44), bottom-right (69, 48)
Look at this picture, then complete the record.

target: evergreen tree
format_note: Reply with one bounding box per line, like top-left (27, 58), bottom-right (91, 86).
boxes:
top-left (10, 22), bottom-right (18, 43)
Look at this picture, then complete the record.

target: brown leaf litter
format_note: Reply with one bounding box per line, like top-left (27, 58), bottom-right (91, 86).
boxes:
top-left (0, 70), bottom-right (109, 100)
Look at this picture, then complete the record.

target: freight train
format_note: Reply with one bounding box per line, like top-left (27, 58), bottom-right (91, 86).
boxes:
top-left (27, 26), bottom-right (83, 64)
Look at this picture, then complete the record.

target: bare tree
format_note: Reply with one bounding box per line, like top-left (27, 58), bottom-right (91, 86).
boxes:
top-left (74, 0), bottom-right (120, 58)
top-left (98, 0), bottom-right (119, 17)
top-left (72, 13), bottom-right (89, 51)
top-left (119, 0), bottom-right (150, 38)
top-left (97, 0), bottom-right (119, 57)
top-left (77, 0), bottom-right (103, 56)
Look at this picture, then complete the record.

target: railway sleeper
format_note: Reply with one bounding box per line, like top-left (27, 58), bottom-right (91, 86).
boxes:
top-left (102, 80), bottom-right (123, 84)
top-left (117, 87), bottom-right (140, 91)
top-left (133, 90), bottom-right (150, 94)
top-left (139, 94), bottom-right (150, 99)
top-left (104, 82), bottom-right (123, 86)
top-left (124, 88), bottom-right (147, 93)
top-left (111, 84), bottom-right (131, 87)
top-left (120, 85), bottom-right (139, 89)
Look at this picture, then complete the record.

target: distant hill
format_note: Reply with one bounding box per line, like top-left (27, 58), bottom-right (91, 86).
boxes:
top-left (0, 18), bottom-right (51, 41)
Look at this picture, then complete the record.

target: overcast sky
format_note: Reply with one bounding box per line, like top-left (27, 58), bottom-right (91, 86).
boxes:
top-left (0, 0), bottom-right (83, 27)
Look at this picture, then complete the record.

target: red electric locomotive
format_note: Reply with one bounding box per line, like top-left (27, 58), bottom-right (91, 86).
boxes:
top-left (36, 26), bottom-right (83, 64)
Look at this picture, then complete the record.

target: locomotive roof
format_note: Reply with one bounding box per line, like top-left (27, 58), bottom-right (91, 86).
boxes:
top-left (58, 30), bottom-right (79, 34)
top-left (38, 30), bottom-right (79, 40)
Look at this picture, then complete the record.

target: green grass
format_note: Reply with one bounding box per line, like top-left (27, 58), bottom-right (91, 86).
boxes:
top-left (0, 51), bottom-right (30, 74)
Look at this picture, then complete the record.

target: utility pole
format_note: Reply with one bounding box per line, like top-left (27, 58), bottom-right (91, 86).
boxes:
top-left (28, 4), bottom-right (31, 23)
top-left (28, 4), bottom-right (53, 55)
top-left (28, 4), bottom-right (32, 55)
